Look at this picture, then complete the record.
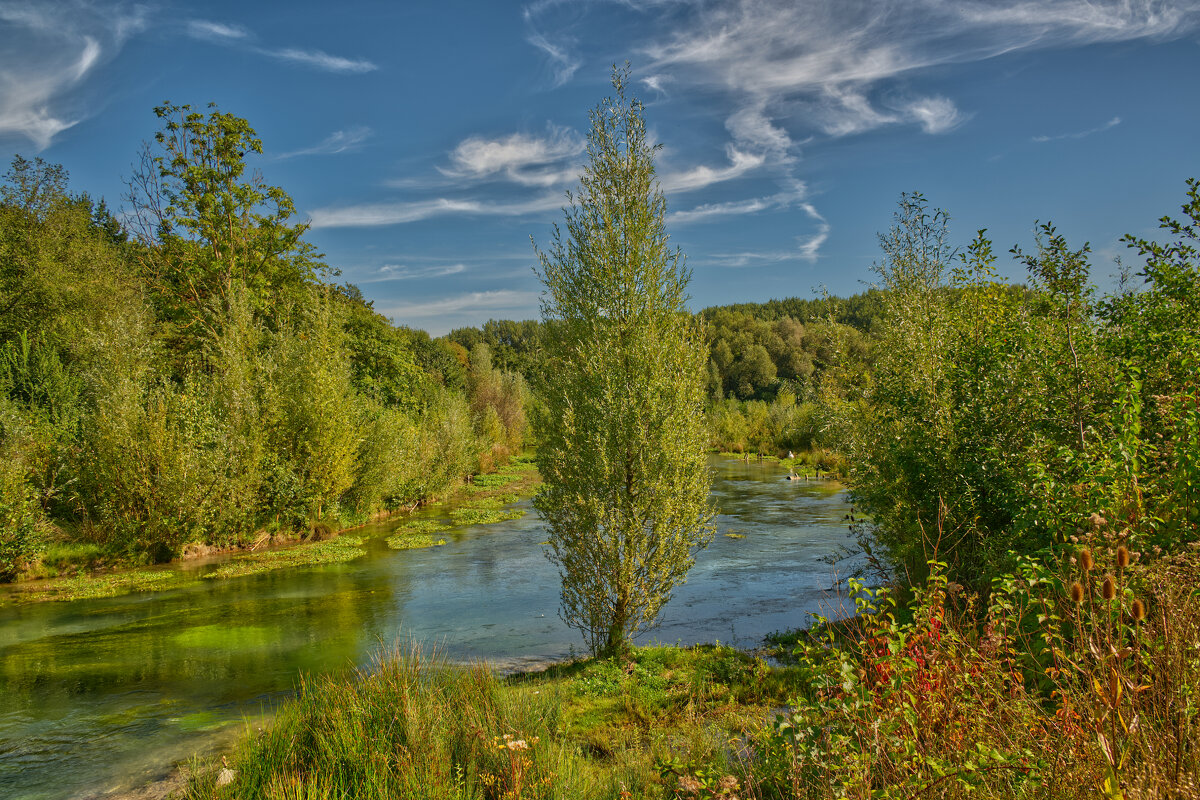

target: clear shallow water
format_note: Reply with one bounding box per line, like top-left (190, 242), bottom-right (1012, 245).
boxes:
top-left (0, 457), bottom-right (855, 800)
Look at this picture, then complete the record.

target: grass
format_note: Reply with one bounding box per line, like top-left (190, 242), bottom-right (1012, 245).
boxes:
top-left (183, 641), bottom-right (789, 800)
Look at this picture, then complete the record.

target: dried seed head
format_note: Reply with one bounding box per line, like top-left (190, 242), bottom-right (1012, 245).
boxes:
top-left (1102, 575), bottom-right (1117, 601)
top-left (1131, 598), bottom-right (1146, 622)
top-left (1088, 512), bottom-right (1108, 530)
top-left (1080, 549), bottom-right (1094, 572)
top-left (1070, 582), bottom-right (1085, 604)
top-left (1117, 546), bottom-right (1130, 569)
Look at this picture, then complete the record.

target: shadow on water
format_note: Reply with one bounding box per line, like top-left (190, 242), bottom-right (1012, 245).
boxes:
top-left (0, 456), bottom-right (856, 800)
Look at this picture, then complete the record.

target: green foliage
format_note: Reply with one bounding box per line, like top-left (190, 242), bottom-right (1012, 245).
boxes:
top-left (842, 194), bottom-right (1116, 587)
top-left (0, 458), bottom-right (40, 580)
top-left (532, 67), bottom-right (714, 655)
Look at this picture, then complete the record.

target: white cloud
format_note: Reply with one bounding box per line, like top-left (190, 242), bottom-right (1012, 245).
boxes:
top-left (899, 95), bottom-right (968, 134)
top-left (631, 0), bottom-right (1198, 143)
top-left (693, 202), bottom-right (829, 266)
top-left (264, 47), bottom-right (377, 74)
top-left (0, 1), bottom-right (148, 149)
top-left (185, 18), bottom-right (377, 74)
top-left (278, 126), bottom-right (373, 159)
top-left (186, 20), bottom-right (248, 41)
top-left (528, 31), bottom-right (580, 86)
top-left (668, 193), bottom-right (781, 225)
top-left (1033, 115), bottom-right (1122, 142)
top-left (310, 193), bottom-right (564, 228)
top-left (796, 203), bottom-right (830, 262)
top-left (442, 125), bottom-right (585, 186)
top-left (361, 263), bottom-right (468, 282)
top-left (659, 146), bottom-right (765, 193)
top-left (642, 74), bottom-right (669, 95)
top-left (382, 290), bottom-right (542, 333)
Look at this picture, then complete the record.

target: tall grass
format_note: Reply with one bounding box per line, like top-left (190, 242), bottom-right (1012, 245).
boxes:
top-left (184, 642), bottom-right (625, 800)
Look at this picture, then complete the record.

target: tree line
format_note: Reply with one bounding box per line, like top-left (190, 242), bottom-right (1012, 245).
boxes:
top-left (0, 105), bottom-right (528, 579)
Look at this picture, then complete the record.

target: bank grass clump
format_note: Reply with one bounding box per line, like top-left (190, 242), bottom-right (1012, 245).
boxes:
top-left (185, 642), bottom-right (795, 800)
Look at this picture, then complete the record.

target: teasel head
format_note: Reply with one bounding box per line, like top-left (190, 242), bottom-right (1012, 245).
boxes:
top-left (1069, 581), bottom-right (1085, 604)
top-left (1117, 545), bottom-right (1131, 569)
top-left (1102, 574), bottom-right (1117, 601)
top-left (1131, 598), bottom-right (1146, 622)
top-left (1080, 549), bottom-right (1094, 572)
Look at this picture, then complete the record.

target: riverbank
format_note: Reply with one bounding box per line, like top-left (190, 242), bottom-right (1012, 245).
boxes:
top-left (179, 641), bottom-right (790, 800)
top-left (0, 455), bottom-right (541, 607)
top-left (173, 547), bottom-right (1200, 800)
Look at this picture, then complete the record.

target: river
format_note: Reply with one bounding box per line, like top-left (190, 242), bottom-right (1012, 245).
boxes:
top-left (0, 457), bottom-right (856, 800)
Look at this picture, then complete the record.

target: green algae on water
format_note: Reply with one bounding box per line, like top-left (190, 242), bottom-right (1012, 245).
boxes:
top-left (392, 519), bottom-right (451, 535)
top-left (449, 507), bottom-right (524, 525)
top-left (0, 569), bottom-right (180, 605)
top-left (386, 533), bottom-right (446, 550)
top-left (202, 535), bottom-right (367, 580)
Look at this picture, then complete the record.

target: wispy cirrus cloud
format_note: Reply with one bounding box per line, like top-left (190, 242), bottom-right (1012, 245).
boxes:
top-left (441, 125), bottom-right (585, 186)
top-left (186, 18), bottom-right (377, 73)
top-left (278, 126), bottom-right (373, 159)
top-left (0, 1), bottom-right (149, 149)
top-left (518, 0), bottom-right (1200, 261)
top-left (1033, 115), bottom-right (1122, 142)
top-left (659, 146), bottom-right (765, 193)
top-left (186, 19), bottom-right (248, 41)
top-left (667, 183), bottom-right (805, 225)
top-left (310, 193), bottom-right (564, 228)
top-left (527, 31), bottom-right (580, 87)
top-left (361, 263), bottom-right (468, 283)
top-left (382, 290), bottom-right (542, 334)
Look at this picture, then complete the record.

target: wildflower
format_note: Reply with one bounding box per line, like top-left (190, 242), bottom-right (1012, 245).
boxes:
top-left (1080, 549), bottom-right (1094, 572)
top-left (1131, 598), bottom-right (1146, 622)
top-left (1069, 582), bottom-right (1085, 604)
top-left (1117, 545), bottom-right (1130, 569)
top-left (1102, 575), bottom-right (1116, 601)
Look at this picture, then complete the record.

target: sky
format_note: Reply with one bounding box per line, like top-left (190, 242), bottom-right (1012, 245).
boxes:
top-left (2, 0), bottom-right (1199, 335)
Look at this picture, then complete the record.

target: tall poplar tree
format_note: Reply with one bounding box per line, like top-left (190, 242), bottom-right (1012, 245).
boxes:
top-left (532, 66), bottom-right (714, 655)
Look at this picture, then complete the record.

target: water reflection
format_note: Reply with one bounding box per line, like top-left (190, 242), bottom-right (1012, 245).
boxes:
top-left (0, 457), bottom-right (853, 800)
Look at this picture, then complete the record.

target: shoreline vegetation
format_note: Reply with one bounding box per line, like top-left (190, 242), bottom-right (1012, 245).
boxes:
top-left (0, 453), bottom-right (540, 606)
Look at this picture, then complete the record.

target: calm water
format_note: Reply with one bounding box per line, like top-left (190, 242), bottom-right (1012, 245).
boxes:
top-left (0, 457), bottom-right (855, 800)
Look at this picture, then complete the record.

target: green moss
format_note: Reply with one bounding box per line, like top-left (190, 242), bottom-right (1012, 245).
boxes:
top-left (448, 507), bottom-right (525, 526)
top-left (385, 534), bottom-right (446, 550)
top-left (393, 519), bottom-right (451, 535)
top-left (0, 569), bottom-right (179, 605)
top-left (202, 535), bottom-right (366, 580)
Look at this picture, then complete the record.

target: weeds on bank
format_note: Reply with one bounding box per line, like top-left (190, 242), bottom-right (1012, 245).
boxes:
top-left (758, 544), bottom-right (1200, 799)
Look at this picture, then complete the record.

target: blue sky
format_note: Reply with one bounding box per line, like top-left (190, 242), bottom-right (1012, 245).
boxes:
top-left (3, 1), bottom-right (1199, 334)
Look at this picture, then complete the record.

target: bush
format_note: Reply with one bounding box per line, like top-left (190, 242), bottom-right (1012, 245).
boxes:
top-left (0, 459), bottom-right (40, 581)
